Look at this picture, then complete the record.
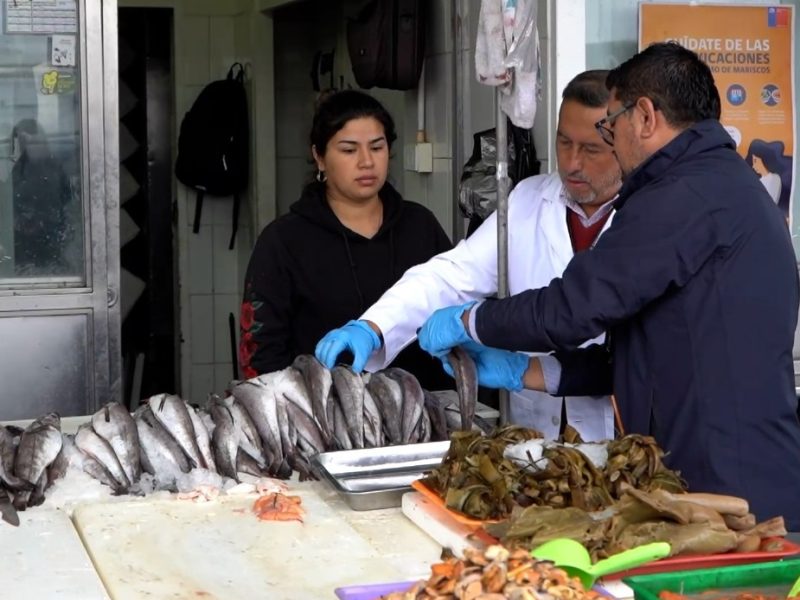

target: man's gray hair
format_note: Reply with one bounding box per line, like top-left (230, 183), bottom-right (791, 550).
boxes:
top-left (562, 70), bottom-right (610, 108)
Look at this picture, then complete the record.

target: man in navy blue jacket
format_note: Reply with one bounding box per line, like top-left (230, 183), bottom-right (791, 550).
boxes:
top-left (418, 42), bottom-right (800, 530)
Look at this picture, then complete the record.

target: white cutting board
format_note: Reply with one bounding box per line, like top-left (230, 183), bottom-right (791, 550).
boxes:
top-left (72, 489), bottom-right (406, 600)
top-left (401, 491), bottom-right (492, 557)
top-left (2, 508), bottom-right (110, 599)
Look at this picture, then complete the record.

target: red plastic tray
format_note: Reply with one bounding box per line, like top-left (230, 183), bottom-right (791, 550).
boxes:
top-left (610, 537), bottom-right (800, 579)
top-left (410, 479), bottom-right (501, 525)
top-left (410, 481), bottom-right (800, 578)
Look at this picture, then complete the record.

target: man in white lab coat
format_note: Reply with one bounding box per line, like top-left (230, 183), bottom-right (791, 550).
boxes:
top-left (315, 70), bottom-right (622, 440)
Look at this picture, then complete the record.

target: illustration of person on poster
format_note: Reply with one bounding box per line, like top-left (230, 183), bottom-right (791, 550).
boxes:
top-left (640, 4), bottom-right (795, 221)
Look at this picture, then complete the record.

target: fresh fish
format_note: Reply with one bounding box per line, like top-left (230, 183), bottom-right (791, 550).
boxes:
top-left (92, 402), bottom-right (142, 484)
top-left (235, 450), bottom-right (268, 478)
top-left (149, 394), bottom-right (203, 469)
top-left (46, 434), bottom-right (71, 486)
top-left (280, 366), bottom-right (315, 419)
top-left (417, 402), bottom-right (432, 443)
top-left (13, 413), bottom-right (63, 510)
top-left (27, 471), bottom-right (48, 508)
top-left (75, 424), bottom-right (131, 491)
top-left (385, 368), bottom-right (424, 444)
top-left (325, 390), bottom-right (336, 439)
top-left (366, 372), bottom-right (404, 444)
top-left (331, 401), bottom-right (353, 450)
top-left (293, 437), bottom-right (316, 481)
top-left (225, 396), bottom-right (265, 464)
top-left (362, 388), bottom-right (383, 448)
top-left (283, 401), bottom-right (326, 456)
top-left (209, 398), bottom-right (239, 481)
top-left (273, 387), bottom-right (302, 477)
top-left (82, 452), bottom-right (128, 494)
top-left (331, 366), bottom-right (365, 448)
top-left (443, 405), bottom-right (484, 433)
top-left (0, 488), bottom-right (19, 526)
top-left (232, 375), bottom-right (286, 474)
top-left (54, 432), bottom-right (126, 495)
top-left (0, 425), bottom-right (34, 491)
top-left (448, 346), bottom-right (478, 431)
top-left (423, 390), bottom-right (450, 441)
top-left (135, 405), bottom-right (192, 478)
top-left (187, 406), bottom-right (217, 473)
top-left (292, 355), bottom-right (334, 447)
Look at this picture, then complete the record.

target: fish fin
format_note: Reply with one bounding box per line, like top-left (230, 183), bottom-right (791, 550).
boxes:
top-left (5, 477), bottom-right (36, 492)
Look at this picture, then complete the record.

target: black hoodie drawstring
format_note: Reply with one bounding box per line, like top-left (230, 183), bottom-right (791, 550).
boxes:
top-left (341, 232), bottom-right (366, 312)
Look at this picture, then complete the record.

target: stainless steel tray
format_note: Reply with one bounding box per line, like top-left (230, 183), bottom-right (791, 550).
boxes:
top-left (311, 441), bottom-right (450, 511)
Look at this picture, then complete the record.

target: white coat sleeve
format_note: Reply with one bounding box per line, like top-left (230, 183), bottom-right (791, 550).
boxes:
top-left (361, 210), bottom-right (502, 371)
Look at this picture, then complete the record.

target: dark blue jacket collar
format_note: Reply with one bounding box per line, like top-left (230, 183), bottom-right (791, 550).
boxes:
top-left (615, 119), bottom-right (736, 210)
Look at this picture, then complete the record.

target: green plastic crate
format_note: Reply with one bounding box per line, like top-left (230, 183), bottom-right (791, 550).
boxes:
top-left (623, 558), bottom-right (800, 600)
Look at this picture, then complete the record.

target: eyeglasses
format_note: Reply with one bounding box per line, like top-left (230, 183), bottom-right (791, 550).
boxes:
top-left (595, 103), bottom-right (635, 146)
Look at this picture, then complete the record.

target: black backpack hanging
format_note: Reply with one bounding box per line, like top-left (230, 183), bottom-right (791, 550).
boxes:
top-left (346, 0), bottom-right (426, 90)
top-left (175, 63), bottom-right (249, 249)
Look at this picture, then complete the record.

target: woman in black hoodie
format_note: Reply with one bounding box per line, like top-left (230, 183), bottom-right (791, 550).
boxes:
top-left (240, 90), bottom-right (453, 389)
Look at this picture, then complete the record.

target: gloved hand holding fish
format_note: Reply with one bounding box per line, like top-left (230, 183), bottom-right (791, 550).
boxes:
top-left (0, 354), bottom-right (483, 515)
top-left (417, 301), bottom-right (476, 358)
top-left (441, 341), bottom-right (529, 392)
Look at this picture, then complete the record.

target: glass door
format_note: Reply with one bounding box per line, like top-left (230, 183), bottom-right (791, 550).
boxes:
top-left (0, 0), bottom-right (119, 420)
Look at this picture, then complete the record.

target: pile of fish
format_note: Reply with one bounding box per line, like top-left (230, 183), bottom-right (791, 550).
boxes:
top-left (0, 353), bottom-right (480, 511)
top-left (0, 413), bottom-right (64, 515)
top-left (227, 351), bottom-right (479, 478)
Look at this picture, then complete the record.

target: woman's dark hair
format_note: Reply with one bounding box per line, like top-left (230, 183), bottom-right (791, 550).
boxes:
top-left (310, 89), bottom-right (397, 156)
top-left (745, 139), bottom-right (786, 174)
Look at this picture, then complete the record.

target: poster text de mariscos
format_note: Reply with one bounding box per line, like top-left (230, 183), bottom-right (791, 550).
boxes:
top-left (667, 37), bottom-right (771, 73)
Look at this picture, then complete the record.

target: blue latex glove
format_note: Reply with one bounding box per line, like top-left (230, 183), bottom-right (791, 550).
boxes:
top-left (315, 320), bottom-right (381, 372)
top-left (441, 341), bottom-right (529, 392)
top-left (418, 302), bottom-right (476, 358)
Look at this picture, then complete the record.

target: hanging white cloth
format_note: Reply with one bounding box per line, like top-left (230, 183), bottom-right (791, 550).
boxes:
top-left (475, 0), bottom-right (540, 128)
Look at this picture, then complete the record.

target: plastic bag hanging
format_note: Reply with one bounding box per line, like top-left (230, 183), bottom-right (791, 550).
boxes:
top-left (475, 0), bottom-right (541, 128)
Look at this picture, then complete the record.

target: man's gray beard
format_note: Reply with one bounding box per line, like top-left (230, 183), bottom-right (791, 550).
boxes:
top-left (567, 189), bottom-right (598, 205)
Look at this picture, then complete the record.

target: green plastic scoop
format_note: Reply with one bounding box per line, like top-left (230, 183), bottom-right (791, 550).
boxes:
top-left (788, 572), bottom-right (800, 598)
top-left (531, 538), bottom-right (672, 589)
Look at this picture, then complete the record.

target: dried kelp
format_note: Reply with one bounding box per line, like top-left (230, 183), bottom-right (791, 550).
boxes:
top-left (422, 428), bottom-right (686, 521)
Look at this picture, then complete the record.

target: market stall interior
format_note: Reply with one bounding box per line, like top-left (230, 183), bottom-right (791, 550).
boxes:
top-left (3, 0), bottom-right (800, 598)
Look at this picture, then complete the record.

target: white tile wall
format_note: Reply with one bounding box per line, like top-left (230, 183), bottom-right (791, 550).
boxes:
top-left (190, 365), bottom-right (215, 404)
top-left (165, 1), bottom-right (255, 403)
top-left (209, 17), bottom-right (236, 77)
top-left (213, 293), bottom-right (240, 363)
top-left (428, 158), bottom-right (454, 241)
top-left (212, 228), bottom-right (240, 295)
top-left (424, 53), bottom-right (454, 160)
top-left (180, 17), bottom-right (211, 85)
top-left (187, 224), bottom-right (214, 294)
top-left (189, 295), bottom-right (214, 364)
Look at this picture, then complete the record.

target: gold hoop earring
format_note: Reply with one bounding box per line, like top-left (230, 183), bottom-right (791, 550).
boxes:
top-left (316, 170), bottom-right (327, 183)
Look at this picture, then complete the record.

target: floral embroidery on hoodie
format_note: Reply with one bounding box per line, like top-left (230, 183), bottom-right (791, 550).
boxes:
top-left (239, 297), bottom-right (263, 380)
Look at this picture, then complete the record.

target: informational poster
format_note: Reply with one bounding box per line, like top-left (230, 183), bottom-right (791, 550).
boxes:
top-left (51, 34), bottom-right (75, 66)
top-left (4, 0), bottom-right (77, 34)
top-left (640, 3), bottom-right (795, 220)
